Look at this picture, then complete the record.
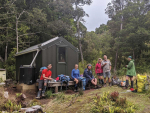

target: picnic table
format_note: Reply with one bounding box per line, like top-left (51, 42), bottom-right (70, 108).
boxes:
top-left (36, 80), bottom-right (75, 93)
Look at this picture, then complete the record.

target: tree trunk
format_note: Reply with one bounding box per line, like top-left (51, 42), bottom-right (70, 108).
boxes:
top-left (16, 16), bottom-right (19, 53)
top-left (114, 11), bottom-right (123, 73)
top-left (79, 40), bottom-right (84, 65)
top-left (5, 42), bottom-right (8, 61)
top-left (133, 49), bottom-right (135, 65)
top-left (77, 16), bottom-right (84, 65)
top-left (114, 49), bottom-right (118, 74)
top-left (0, 56), bottom-right (4, 62)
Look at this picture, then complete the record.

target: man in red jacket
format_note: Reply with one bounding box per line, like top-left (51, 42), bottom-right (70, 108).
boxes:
top-left (36, 64), bottom-right (52, 99)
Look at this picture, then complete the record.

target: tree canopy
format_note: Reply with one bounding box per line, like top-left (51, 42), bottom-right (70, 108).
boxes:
top-left (1, 0), bottom-right (150, 79)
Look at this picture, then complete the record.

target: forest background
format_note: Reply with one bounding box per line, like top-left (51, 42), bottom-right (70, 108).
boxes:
top-left (0, 0), bottom-right (150, 80)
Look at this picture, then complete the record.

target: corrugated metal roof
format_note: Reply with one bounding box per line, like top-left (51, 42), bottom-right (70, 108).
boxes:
top-left (41, 37), bottom-right (59, 46)
top-left (15, 36), bottom-right (79, 56)
top-left (15, 37), bottom-right (59, 56)
top-left (0, 69), bottom-right (6, 71)
top-left (15, 44), bottom-right (39, 56)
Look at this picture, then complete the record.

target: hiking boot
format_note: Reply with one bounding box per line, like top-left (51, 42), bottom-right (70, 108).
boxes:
top-left (97, 85), bottom-right (101, 89)
top-left (130, 88), bottom-right (134, 92)
top-left (42, 93), bottom-right (45, 97)
top-left (35, 96), bottom-right (40, 99)
top-left (74, 89), bottom-right (77, 92)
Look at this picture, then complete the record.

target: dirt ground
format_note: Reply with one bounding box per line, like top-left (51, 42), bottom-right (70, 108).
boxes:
top-left (0, 85), bottom-right (150, 113)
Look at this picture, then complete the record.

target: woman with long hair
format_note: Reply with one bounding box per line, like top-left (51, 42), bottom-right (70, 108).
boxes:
top-left (95, 58), bottom-right (104, 86)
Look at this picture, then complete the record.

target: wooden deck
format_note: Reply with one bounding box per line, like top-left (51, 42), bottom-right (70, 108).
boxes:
top-left (36, 81), bottom-right (75, 93)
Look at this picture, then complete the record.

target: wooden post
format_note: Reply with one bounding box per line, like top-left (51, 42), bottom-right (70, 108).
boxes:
top-left (55, 86), bottom-right (58, 93)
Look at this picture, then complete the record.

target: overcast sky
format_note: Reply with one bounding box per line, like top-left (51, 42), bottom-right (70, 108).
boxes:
top-left (82, 0), bottom-right (111, 31)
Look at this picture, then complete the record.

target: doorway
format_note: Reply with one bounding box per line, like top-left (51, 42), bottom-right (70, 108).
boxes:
top-left (57, 46), bottom-right (67, 75)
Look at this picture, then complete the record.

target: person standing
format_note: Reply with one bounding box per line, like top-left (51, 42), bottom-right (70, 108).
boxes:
top-left (125, 56), bottom-right (136, 91)
top-left (101, 55), bottom-right (112, 87)
top-left (36, 64), bottom-right (52, 99)
top-left (95, 58), bottom-right (104, 86)
top-left (71, 64), bottom-right (82, 91)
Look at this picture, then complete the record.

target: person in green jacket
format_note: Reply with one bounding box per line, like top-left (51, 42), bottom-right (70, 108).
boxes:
top-left (125, 56), bottom-right (136, 91)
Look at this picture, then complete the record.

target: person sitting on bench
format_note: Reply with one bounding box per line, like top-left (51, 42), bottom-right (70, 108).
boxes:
top-left (36, 64), bottom-right (52, 99)
top-left (71, 64), bottom-right (82, 91)
top-left (83, 64), bottom-right (99, 89)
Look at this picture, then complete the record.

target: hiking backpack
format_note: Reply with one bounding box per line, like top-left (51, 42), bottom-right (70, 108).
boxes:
top-left (78, 77), bottom-right (86, 90)
top-left (58, 74), bottom-right (70, 90)
top-left (39, 67), bottom-right (47, 78)
top-left (111, 77), bottom-right (121, 86)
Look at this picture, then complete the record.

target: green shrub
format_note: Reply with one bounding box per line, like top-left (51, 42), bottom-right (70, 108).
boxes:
top-left (2, 100), bottom-right (22, 112)
top-left (116, 67), bottom-right (127, 76)
top-left (0, 78), bottom-right (3, 83)
top-left (110, 91), bottom-right (119, 101)
top-left (78, 60), bottom-right (87, 74)
top-left (29, 99), bottom-right (41, 107)
top-left (45, 90), bottom-right (53, 98)
top-left (115, 97), bottom-right (127, 107)
top-left (91, 92), bottom-right (137, 113)
top-left (16, 93), bottom-right (22, 98)
top-left (4, 48), bottom-right (16, 80)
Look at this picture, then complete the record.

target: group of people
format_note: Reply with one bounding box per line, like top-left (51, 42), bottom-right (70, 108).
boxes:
top-left (36, 55), bottom-right (136, 99)
top-left (71, 55), bottom-right (111, 90)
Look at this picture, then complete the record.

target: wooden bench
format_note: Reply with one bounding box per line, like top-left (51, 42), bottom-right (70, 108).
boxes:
top-left (36, 81), bottom-right (75, 93)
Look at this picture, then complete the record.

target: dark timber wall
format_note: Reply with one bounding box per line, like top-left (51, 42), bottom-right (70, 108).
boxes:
top-left (16, 52), bottom-right (35, 81)
top-left (42, 45), bottom-right (57, 78)
top-left (16, 37), bottom-right (79, 81)
top-left (67, 47), bottom-right (79, 75)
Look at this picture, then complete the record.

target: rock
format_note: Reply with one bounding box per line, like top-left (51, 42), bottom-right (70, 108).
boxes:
top-left (22, 93), bottom-right (26, 99)
top-left (19, 105), bottom-right (43, 113)
top-left (4, 91), bottom-right (9, 99)
top-left (21, 101), bottom-right (27, 108)
top-left (20, 108), bottom-right (28, 112)
top-left (0, 82), bottom-right (5, 86)
top-left (16, 93), bottom-right (26, 102)
top-left (32, 105), bottom-right (42, 109)
top-left (26, 108), bottom-right (37, 113)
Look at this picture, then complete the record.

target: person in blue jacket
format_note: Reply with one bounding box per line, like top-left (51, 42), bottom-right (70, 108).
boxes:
top-left (71, 64), bottom-right (82, 91)
top-left (83, 64), bottom-right (99, 88)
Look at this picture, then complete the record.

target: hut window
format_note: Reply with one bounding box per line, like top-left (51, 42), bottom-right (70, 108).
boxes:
top-left (58, 47), bottom-right (66, 62)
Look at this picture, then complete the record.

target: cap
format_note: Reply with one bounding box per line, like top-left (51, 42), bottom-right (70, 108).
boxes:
top-left (128, 56), bottom-right (132, 59)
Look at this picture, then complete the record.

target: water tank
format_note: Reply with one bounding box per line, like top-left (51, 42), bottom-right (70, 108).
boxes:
top-left (19, 66), bottom-right (36, 85)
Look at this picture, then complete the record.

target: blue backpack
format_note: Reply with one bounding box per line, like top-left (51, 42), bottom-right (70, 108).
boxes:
top-left (58, 74), bottom-right (70, 90)
top-left (39, 67), bottom-right (47, 78)
top-left (78, 77), bottom-right (86, 90)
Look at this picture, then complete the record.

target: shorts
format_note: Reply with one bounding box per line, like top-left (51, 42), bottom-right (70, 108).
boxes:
top-left (103, 71), bottom-right (111, 78)
top-left (38, 79), bottom-right (49, 89)
top-left (97, 73), bottom-right (103, 76)
top-left (126, 75), bottom-right (133, 78)
top-left (73, 78), bottom-right (79, 81)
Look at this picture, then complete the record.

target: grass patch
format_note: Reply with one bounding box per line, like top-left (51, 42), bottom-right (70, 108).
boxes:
top-left (91, 91), bottom-right (137, 113)
top-left (42, 86), bottom-right (150, 113)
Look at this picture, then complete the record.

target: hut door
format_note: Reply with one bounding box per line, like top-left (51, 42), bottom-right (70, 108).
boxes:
top-left (57, 46), bottom-right (67, 75)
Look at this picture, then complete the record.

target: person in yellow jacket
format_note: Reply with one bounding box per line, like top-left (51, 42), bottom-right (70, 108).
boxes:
top-left (125, 56), bottom-right (136, 91)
